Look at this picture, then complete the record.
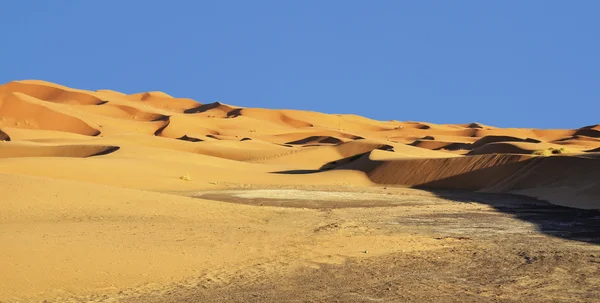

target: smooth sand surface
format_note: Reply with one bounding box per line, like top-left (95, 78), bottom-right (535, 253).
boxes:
top-left (1, 80), bottom-right (599, 302)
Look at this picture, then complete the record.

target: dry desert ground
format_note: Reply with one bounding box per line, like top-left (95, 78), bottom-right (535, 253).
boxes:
top-left (1, 80), bottom-right (599, 302)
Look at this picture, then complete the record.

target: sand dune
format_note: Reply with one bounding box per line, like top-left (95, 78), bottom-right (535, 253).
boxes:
top-left (0, 79), bottom-right (598, 209)
top-left (0, 127), bottom-right (95, 142)
top-left (286, 135), bottom-right (345, 145)
top-left (336, 151), bottom-right (598, 209)
top-left (339, 152), bottom-right (532, 190)
top-left (468, 142), bottom-right (564, 155)
top-left (226, 108), bottom-right (315, 128)
top-left (80, 103), bottom-right (166, 121)
top-left (574, 126), bottom-right (600, 138)
top-left (1, 80), bottom-right (599, 301)
top-left (470, 135), bottom-right (541, 148)
top-left (0, 142), bottom-right (118, 158)
top-left (184, 101), bottom-right (238, 115)
top-left (0, 80), bottom-right (104, 105)
top-left (0, 91), bottom-right (100, 135)
top-left (259, 130), bottom-right (362, 145)
top-left (410, 140), bottom-right (472, 152)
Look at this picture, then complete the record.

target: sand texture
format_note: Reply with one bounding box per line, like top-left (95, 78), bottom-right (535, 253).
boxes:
top-left (1, 80), bottom-right (598, 302)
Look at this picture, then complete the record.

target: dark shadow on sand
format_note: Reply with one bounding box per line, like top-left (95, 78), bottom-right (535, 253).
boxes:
top-left (270, 154), bottom-right (600, 245)
top-left (416, 189), bottom-right (600, 245)
top-left (88, 146), bottom-right (121, 157)
top-left (271, 153), bottom-right (368, 175)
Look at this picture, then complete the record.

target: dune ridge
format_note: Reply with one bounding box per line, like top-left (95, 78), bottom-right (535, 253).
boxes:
top-left (0, 80), bottom-right (598, 209)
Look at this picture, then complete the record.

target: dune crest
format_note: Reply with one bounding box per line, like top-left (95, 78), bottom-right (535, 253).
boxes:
top-left (0, 80), bottom-right (598, 210)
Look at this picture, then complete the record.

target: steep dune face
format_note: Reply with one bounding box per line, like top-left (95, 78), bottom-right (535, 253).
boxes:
top-left (338, 153), bottom-right (532, 190)
top-left (0, 80), bottom-right (598, 210)
top-left (337, 152), bottom-right (598, 209)
top-left (0, 92), bottom-right (100, 136)
top-left (0, 143), bottom-right (119, 158)
top-left (490, 156), bottom-right (600, 209)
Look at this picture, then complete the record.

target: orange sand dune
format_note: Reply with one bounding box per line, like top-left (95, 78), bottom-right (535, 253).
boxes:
top-left (0, 79), bottom-right (598, 211)
top-left (1, 80), bottom-right (599, 302)
top-left (0, 80), bottom-right (104, 105)
top-left (574, 125), bottom-right (600, 138)
top-left (255, 138), bottom-right (458, 170)
top-left (258, 130), bottom-right (362, 145)
top-left (127, 91), bottom-right (202, 112)
top-left (226, 108), bottom-right (315, 128)
top-left (468, 142), bottom-right (572, 155)
top-left (470, 135), bottom-right (541, 148)
top-left (286, 135), bottom-right (345, 145)
top-left (78, 102), bottom-right (166, 121)
top-left (337, 152), bottom-right (598, 209)
top-left (0, 91), bottom-right (100, 135)
top-left (410, 140), bottom-right (472, 154)
top-left (0, 142), bottom-right (119, 158)
top-left (184, 101), bottom-right (238, 116)
top-left (338, 152), bottom-right (533, 190)
top-left (451, 122), bottom-right (498, 129)
top-left (0, 127), bottom-right (95, 142)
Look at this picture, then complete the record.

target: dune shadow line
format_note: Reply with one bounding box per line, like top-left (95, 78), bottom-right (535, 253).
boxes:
top-left (271, 154), bottom-right (600, 245)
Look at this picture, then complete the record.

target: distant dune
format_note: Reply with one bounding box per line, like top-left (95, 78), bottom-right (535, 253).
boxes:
top-left (2, 80), bottom-right (600, 302)
top-left (0, 79), bottom-right (598, 210)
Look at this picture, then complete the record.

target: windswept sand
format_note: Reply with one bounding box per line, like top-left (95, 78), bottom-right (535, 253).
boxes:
top-left (1, 80), bottom-right (598, 302)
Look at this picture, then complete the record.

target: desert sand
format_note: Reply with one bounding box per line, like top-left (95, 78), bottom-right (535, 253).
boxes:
top-left (1, 80), bottom-right (599, 302)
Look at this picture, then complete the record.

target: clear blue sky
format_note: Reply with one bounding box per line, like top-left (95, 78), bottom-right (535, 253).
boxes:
top-left (1, 1), bottom-right (598, 129)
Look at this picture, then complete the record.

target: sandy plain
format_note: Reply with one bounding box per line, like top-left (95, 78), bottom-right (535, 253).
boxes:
top-left (0, 80), bottom-right (598, 302)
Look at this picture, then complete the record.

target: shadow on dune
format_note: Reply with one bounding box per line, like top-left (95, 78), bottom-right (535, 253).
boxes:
top-left (0, 129), bottom-right (11, 141)
top-left (152, 116), bottom-right (171, 136)
top-left (271, 152), bottom-right (366, 175)
top-left (286, 136), bottom-right (344, 145)
top-left (88, 146), bottom-right (121, 157)
top-left (271, 153), bottom-right (600, 245)
top-left (178, 135), bottom-right (204, 142)
top-left (574, 127), bottom-right (600, 138)
top-left (274, 169), bottom-right (322, 174)
top-left (184, 102), bottom-right (223, 114)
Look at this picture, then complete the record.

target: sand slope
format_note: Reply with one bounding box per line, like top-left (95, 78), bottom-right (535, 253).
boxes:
top-left (1, 80), bottom-right (599, 302)
top-left (0, 173), bottom-right (332, 301)
top-left (0, 79), bottom-right (598, 209)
